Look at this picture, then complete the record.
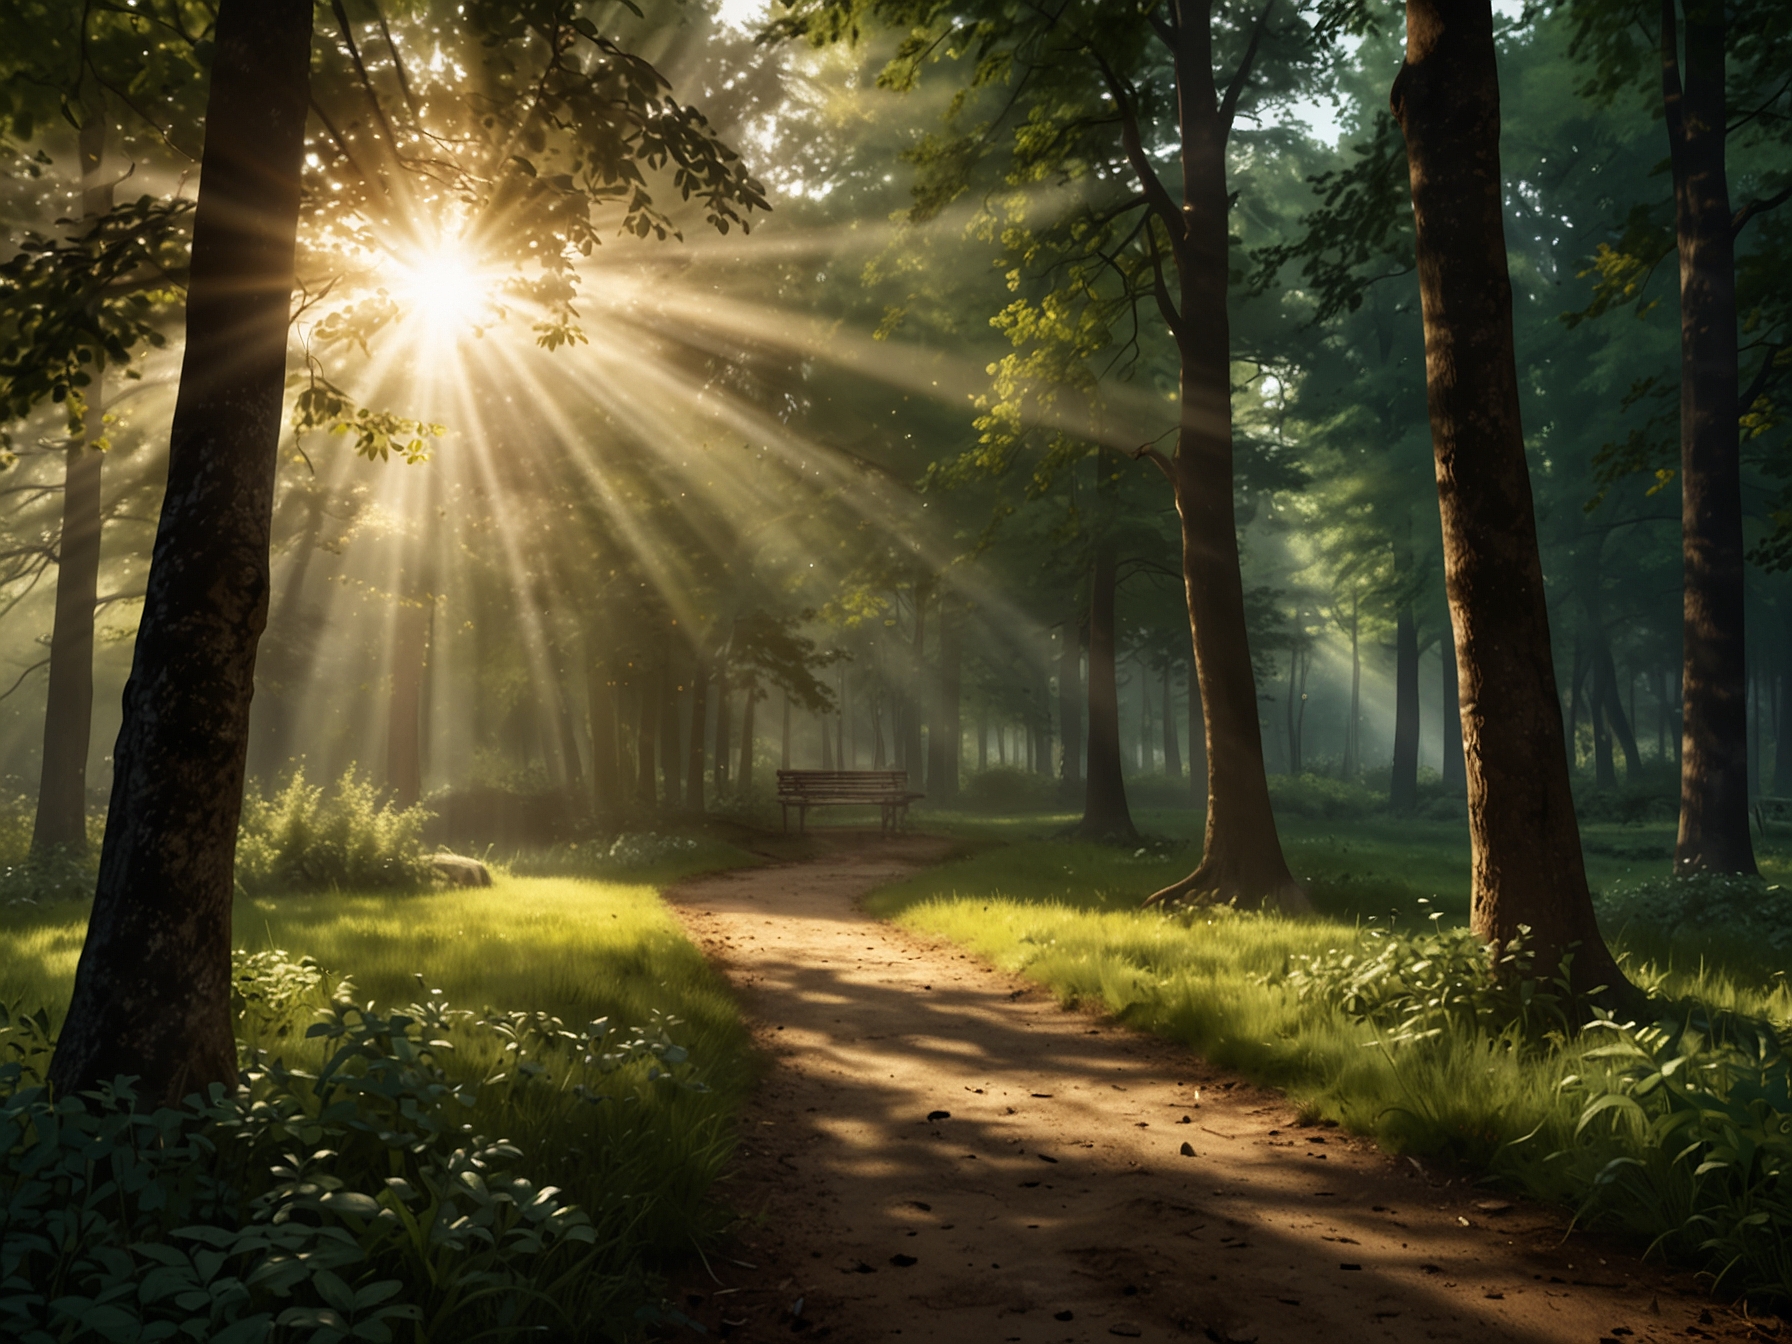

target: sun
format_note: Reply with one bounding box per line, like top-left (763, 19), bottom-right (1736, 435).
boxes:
top-left (390, 243), bottom-right (496, 331)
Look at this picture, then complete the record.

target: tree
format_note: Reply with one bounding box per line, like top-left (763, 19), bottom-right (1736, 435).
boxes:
top-left (1391, 0), bottom-right (1628, 996)
top-left (1566, 0), bottom-right (1792, 871)
top-left (778, 0), bottom-right (1321, 908)
top-left (49, 0), bottom-right (768, 1103)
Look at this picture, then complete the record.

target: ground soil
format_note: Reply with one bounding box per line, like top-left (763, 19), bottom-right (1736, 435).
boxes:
top-left (656, 831), bottom-right (1779, 1344)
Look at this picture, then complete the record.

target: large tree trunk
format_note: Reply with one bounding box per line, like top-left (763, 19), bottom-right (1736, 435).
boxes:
top-left (658, 658), bottom-right (681, 807)
top-left (1440, 627), bottom-right (1466, 793)
top-left (1075, 528), bottom-right (1137, 841)
top-left (929, 609), bottom-right (961, 803)
top-left (1390, 603), bottom-right (1421, 811)
top-left (1663, 0), bottom-right (1752, 874)
top-left (50, 0), bottom-right (314, 1104)
top-left (1390, 0), bottom-right (1629, 1000)
top-left (32, 106), bottom-right (114, 858)
top-left (1187, 662), bottom-right (1206, 807)
top-left (1058, 614), bottom-right (1084, 801)
top-left (1148, 58), bottom-right (1303, 909)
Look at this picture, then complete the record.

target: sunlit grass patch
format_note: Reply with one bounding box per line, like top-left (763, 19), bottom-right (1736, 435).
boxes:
top-left (0, 874), bottom-right (757, 1330)
top-left (869, 833), bottom-right (1792, 1302)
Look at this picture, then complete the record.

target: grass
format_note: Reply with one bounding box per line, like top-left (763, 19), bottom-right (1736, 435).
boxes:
top-left (0, 872), bottom-right (759, 1329)
top-left (879, 801), bottom-right (1792, 1300)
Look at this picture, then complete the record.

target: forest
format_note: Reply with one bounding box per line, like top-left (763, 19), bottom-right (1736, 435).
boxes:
top-left (1, 0), bottom-right (1789, 1340)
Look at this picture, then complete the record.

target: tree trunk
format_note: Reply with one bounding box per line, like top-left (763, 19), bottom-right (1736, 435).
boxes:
top-left (904, 581), bottom-right (929, 784)
top-left (657, 660), bottom-right (681, 807)
top-left (1343, 598), bottom-right (1361, 780)
top-left (1147, 21), bottom-right (1303, 910)
top-left (248, 489), bottom-right (326, 782)
top-left (636, 674), bottom-right (657, 808)
top-left (1188, 659), bottom-right (1206, 807)
top-left (714, 670), bottom-right (732, 791)
top-left (929, 609), bottom-right (961, 802)
top-left (1076, 527), bottom-right (1137, 841)
top-left (588, 659), bottom-right (621, 819)
top-left (1663, 0), bottom-right (1752, 874)
top-left (1441, 628), bottom-right (1466, 793)
top-left (1390, 603), bottom-right (1421, 812)
top-left (1390, 0), bottom-right (1629, 1000)
top-left (780, 690), bottom-right (792, 771)
top-left (1162, 665), bottom-right (1182, 779)
top-left (50, 0), bottom-right (314, 1104)
top-left (1776, 649), bottom-right (1792, 794)
top-left (386, 575), bottom-right (430, 808)
top-left (820, 713), bottom-right (833, 771)
top-left (685, 655), bottom-right (709, 811)
top-left (32, 105), bottom-right (115, 858)
top-left (738, 689), bottom-right (757, 792)
top-left (1058, 615), bottom-right (1083, 800)
top-left (1596, 639), bottom-right (1642, 778)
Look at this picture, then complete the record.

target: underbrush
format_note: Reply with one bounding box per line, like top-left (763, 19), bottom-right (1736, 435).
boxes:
top-left (237, 771), bottom-right (435, 894)
top-left (502, 832), bottom-right (758, 886)
top-left (871, 842), bottom-right (1792, 1305)
top-left (0, 876), bottom-right (752, 1342)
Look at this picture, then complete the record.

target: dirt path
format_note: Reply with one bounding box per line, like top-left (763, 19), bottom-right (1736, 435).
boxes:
top-left (659, 834), bottom-right (1766, 1344)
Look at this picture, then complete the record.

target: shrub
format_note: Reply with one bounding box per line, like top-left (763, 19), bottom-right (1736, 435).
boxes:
top-left (1597, 872), bottom-right (1792, 951)
top-left (237, 771), bottom-right (434, 894)
top-left (0, 950), bottom-right (719, 1343)
top-left (958, 766), bottom-right (1057, 812)
top-left (1265, 772), bottom-right (1383, 820)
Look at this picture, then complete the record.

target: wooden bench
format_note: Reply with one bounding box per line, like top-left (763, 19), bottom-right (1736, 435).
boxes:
top-left (776, 769), bottom-right (924, 835)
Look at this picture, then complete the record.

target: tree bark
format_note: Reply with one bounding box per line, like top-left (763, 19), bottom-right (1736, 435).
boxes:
top-left (738, 687), bottom-right (757, 792)
top-left (1776, 642), bottom-right (1792, 794)
top-left (32, 104), bottom-right (115, 858)
top-left (588, 656), bottom-right (621, 819)
top-left (1075, 527), bottom-right (1137, 841)
top-left (636, 673), bottom-right (658, 808)
top-left (929, 608), bottom-right (961, 802)
top-left (1188, 658), bottom-right (1206, 807)
top-left (1390, 0), bottom-right (1629, 1000)
top-left (50, 0), bottom-right (314, 1104)
top-left (780, 689), bottom-right (792, 771)
top-left (1596, 638), bottom-right (1642, 778)
top-left (1440, 628), bottom-right (1466, 793)
top-left (386, 574), bottom-right (430, 808)
top-left (1058, 614), bottom-right (1084, 801)
top-left (1162, 665), bottom-right (1182, 779)
top-left (714, 668), bottom-right (732, 791)
top-left (685, 655), bottom-right (709, 811)
top-left (1147, 4), bottom-right (1304, 912)
top-left (658, 658), bottom-right (681, 807)
top-left (904, 580), bottom-right (929, 784)
top-left (1390, 603), bottom-right (1421, 811)
top-left (1662, 0), bottom-right (1753, 874)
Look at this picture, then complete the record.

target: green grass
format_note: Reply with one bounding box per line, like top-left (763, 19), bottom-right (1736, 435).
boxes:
top-left (870, 819), bottom-right (1792, 1299)
top-left (0, 874), bottom-right (758, 1298)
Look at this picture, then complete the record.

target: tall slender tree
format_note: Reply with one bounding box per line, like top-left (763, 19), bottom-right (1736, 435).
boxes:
top-left (1391, 0), bottom-right (1629, 996)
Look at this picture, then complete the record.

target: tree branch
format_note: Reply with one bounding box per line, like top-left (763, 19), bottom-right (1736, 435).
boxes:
top-left (1131, 442), bottom-right (1175, 483)
top-left (1734, 182), bottom-right (1792, 238)
top-left (1220, 0), bottom-right (1277, 132)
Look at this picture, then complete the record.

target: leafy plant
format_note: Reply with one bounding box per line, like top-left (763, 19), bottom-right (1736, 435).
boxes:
top-left (1, 949), bottom-right (722, 1343)
top-left (236, 771), bottom-right (434, 895)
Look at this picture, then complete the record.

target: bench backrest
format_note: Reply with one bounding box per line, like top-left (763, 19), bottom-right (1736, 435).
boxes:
top-left (777, 769), bottom-right (911, 797)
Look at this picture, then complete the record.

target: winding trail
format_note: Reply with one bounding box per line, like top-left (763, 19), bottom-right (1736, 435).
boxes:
top-left (659, 833), bottom-right (1763, 1344)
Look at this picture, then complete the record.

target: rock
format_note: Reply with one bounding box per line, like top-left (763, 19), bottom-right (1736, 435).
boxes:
top-left (927, 1110), bottom-right (951, 1121)
top-left (430, 853), bottom-right (492, 887)
top-left (889, 1254), bottom-right (918, 1268)
top-left (1109, 1324), bottom-right (1143, 1338)
top-left (1180, 1141), bottom-right (1196, 1157)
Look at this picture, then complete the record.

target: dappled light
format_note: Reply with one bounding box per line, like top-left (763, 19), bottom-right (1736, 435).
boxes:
top-left (1, 0), bottom-right (1789, 1339)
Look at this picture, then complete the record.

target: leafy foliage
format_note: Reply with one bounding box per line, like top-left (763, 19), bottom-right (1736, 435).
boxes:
top-left (1598, 872), bottom-right (1792, 951)
top-left (235, 771), bottom-right (434, 895)
top-left (0, 948), bottom-right (721, 1343)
